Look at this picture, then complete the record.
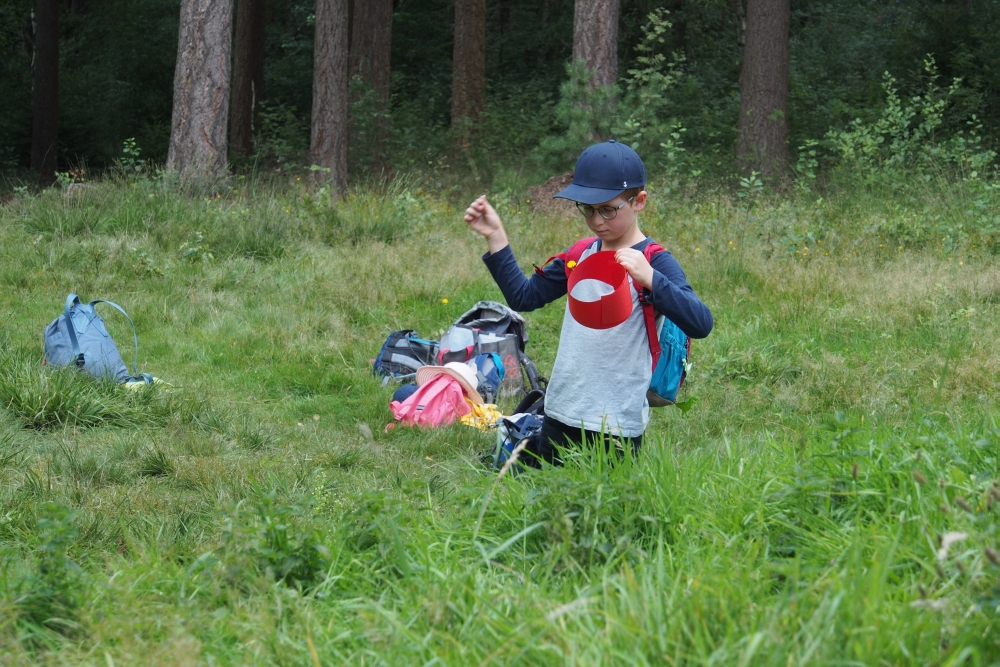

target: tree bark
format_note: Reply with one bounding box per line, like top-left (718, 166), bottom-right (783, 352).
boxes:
top-left (310, 0), bottom-right (349, 192)
top-left (349, 0), bottom-right (392, 172)
top-left (451, 0), bottom-right (485, 153)
top-left (230, 0), bottom-right (265, 157)
top-left (31, 0), bottom-right (59, 183)
top-left (573, 0), bottom-right (619, 88)
top-left (735, 0), bottom-right (789, 177)
top-left (167, 0), bottom-right (234, 187)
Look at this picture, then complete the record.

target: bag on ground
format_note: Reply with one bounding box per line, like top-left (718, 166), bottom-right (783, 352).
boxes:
top-left (439, 301), bottom-right (545, 396)
top-left (489, 388), bottom-right (546, 471)
top-left (469, 352), bottom-right (504, 404)
top-left (390, 375), bottom-right (471, 428)
top-left (373, 330), bottom-right (440, 384)
top-left (43, 293), bottom-right (153, 385)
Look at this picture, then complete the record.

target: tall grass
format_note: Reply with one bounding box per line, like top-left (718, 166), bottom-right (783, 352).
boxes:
top-left (0, 177), bottom-right (997, 664)
top-left (0, 347), bottom-right (170, 430)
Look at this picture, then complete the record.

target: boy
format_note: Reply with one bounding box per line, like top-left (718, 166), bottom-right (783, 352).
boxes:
top-left (464, 140), bottom-right (713, 464)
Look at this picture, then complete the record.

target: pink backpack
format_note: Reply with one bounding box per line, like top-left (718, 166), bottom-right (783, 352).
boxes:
top-left (390, 375), bottom-right (471, 428)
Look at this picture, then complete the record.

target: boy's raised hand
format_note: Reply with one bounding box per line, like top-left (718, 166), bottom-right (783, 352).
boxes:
top-left (615, 248), bottom-right (654, 290)
top-left (464, 195), bottom-right (509, 254)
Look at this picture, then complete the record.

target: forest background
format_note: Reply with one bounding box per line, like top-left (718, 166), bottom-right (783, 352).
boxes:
top-left (1, 0), bottom-right (999, 189)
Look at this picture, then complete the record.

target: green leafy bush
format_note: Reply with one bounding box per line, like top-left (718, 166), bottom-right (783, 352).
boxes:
top-left (826, 58), bottom-right (997, 184)
top-left (534, 61), bottom-right (618, 172)
top-left (613, 9), bottom-right (689, 180)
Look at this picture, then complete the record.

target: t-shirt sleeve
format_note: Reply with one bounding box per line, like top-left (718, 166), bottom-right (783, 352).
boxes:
top-left (482, 244), bottom-right (568, 313)
top-left (647, 250), bottom-right (714, 339)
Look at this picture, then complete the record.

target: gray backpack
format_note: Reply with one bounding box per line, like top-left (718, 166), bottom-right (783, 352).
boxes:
top-left (43, 294), bottom-right (153, 384)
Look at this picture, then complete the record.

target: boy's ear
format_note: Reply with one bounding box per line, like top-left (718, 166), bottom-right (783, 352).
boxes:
top-left (634, 190), bottom-right (648, 211)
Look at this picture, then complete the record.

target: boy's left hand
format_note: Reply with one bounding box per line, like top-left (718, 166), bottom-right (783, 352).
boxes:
top-left (615, 249), bottom-right (654, 290)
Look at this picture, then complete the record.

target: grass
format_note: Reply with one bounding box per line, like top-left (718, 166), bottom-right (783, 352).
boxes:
top-left (0, 175), bottom-right (998, 665)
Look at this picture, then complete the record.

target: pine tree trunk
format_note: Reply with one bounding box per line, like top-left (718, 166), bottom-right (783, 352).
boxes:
top-left (735, 0), bottom-right (789, 177)
top-left (730, 0), bottom-right (746, 50)
top-left (349, 0), bottom-right (392, 173)
top-left (167, 0), bottom-right (234, 187)
top-left (450, 0), bottom-right (485, 153)
top-left (310, 0), bottom-right (349, 192)
top-left (573, 0), bottom-right (619, 88)
top-left (31, 0), bottom-right (59, 184)
top-left (230, 0), bottom-right (265, 157)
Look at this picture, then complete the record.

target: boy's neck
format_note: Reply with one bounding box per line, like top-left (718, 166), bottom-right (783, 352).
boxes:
top-left (600, 222), bottom-right (646, 251)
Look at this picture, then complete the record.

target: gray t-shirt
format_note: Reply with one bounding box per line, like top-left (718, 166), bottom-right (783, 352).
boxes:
top-left (544, 242), bottom-right (651, 437)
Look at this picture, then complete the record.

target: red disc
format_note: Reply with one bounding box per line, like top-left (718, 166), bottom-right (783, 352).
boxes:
top-left (566, 251), bottom-right (632, 329)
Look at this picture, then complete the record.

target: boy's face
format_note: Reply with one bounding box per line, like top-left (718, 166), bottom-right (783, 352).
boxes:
top-left (580, 191), bottom-right (648, 243)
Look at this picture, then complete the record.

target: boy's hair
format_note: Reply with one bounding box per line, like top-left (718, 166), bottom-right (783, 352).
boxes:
top-left (621, 186), bottom-right (642, 201)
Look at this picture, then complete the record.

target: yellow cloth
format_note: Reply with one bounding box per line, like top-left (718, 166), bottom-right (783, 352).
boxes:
top-left (460, 400), bottom-right (502, 431)
top-left (122, 376), bottom-right (170, 391)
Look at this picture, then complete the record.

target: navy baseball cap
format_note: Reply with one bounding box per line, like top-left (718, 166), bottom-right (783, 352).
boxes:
top-left (553, 140), bottom-right (647, 205)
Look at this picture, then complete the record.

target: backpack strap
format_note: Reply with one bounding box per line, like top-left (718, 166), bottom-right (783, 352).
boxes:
top-left (639, 242), bottom-right (665, 371)
top-left (533, 237), bottom-right (598, 277)
top-left (63, 294), bottom-right (86, 368)
top-left (90, 299), bottom-right (141, 377)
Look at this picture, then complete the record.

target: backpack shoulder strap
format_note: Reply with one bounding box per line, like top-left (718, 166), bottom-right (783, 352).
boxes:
top-left (63, 294), bottom-right (85, 368)
top-left (638, 241), bottom-right (666, 371)
top-left (90, 299), bottom-right (140, 377)
top-left (533, 237), bottom-right (598, 277)
top-left (642, 241), bottom-right (664, 262)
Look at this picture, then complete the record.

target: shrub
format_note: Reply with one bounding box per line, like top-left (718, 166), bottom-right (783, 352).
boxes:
top-left (613, 9), bottom-right (689, 180)
top-left (534, 60), bottom-right (619, 172)
top-left (826, 57), bottom-right (997, 184)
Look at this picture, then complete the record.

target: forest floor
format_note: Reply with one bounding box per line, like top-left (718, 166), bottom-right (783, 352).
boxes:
top-left (0, 176), bottom-right (998, 665)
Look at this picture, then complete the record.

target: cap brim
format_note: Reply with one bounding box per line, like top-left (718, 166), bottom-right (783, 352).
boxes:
top-left (552, 183), bottom-right (628, 205)
top-left (415, 366), bottom-right (484, 404)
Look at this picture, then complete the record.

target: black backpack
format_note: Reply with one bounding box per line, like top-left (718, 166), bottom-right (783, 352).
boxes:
top-left (372, 330), bottom-right (440, 384)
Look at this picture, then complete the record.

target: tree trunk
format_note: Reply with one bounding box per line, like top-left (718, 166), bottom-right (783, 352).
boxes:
top-left (167, 0), bottom-right (234, 187)
top-left (729, 0), bottom-right (746, 50)
top-left (230, 0), bottom-right (265, 157)
top-left (735, 0), bottom-right (789, 177)
top-left (31, 0), bottom-right (59, 184)
top-left (349, 0), bottom-right (392, 173)
top-left (450, 0), bottom-right (485, 153)
top-left (573, 0), bottom-right (619, 88)
top-left (537, 0), bottom-right (551, 71)
top-left (310, 0), bottom-right (349, 192)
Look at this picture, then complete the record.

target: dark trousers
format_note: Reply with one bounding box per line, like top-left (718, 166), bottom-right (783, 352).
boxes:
top-left (526, 416), bottom-right (643, 467)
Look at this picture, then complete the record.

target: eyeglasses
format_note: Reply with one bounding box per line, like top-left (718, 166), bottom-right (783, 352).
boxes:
top-left (576, 196), bottom-right (635, 220)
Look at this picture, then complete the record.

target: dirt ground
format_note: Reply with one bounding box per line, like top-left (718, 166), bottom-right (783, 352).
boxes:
top-left (528, 172), bottom-right (577, 218)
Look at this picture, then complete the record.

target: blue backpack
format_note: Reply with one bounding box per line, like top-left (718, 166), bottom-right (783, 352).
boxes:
top-left (470, 352), bottom-right (504, 404)
top-left (44, 294), bottom-right (153, 384)
top-left (541, 237), bottom-right (692, 406)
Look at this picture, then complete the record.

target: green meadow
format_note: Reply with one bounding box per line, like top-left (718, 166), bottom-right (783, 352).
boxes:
top-left (0, 176), bottom-right (998, 665)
